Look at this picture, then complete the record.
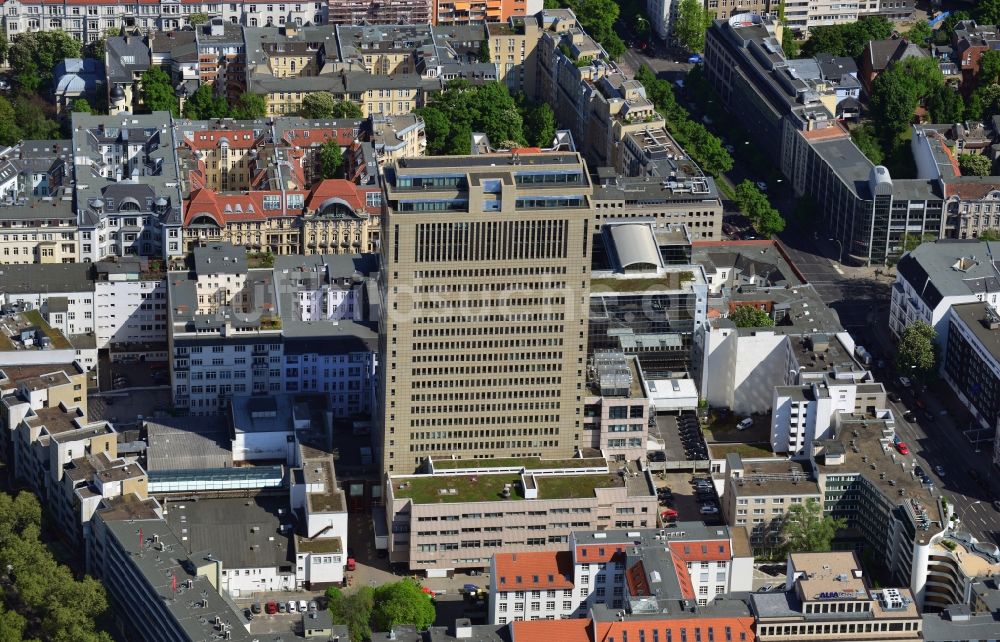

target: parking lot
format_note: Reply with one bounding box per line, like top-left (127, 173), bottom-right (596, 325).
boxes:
top-left (649, 412), bottom-right (708, 462)
top-left (87, 389), bottom-right (173, 425)
top-left (654, 471), bottom-right (723, 527)
top-left (97, 353), bottom-right (170, 392)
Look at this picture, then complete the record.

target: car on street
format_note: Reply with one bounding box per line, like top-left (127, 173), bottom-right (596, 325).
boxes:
top-left (896, 442), bottom-right (910, 455)
top-left (755, 181), bottom-right (768, 191)
top-left (699, 505), bottom-right (719, 515)
top-left (736, 417), bottom-right (754, 431)
top-left (904, 411), bottom-right (917, 423)
top-left (888, 392), bottom-right (901, 403)
top-left (898, 376), bottom-right (912, 388)
top-left (934, 465), bottom-right (945, 477)
top-left (915, 398), bottom-right (926, 409)
top-left (724, 144), bottom-right (735, 154)
top-left (758, 584), bottom-right (773, 593)
top-left (688, 54), bottom-right (703, 64)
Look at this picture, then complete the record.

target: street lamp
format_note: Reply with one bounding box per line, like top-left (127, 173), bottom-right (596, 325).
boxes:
top-left (828, 238), bottom-right (844, 264)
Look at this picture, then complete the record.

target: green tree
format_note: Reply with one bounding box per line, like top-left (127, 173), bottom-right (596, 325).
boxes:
top-left (851, 123), bottom-right (884, 165)
top-left (371, 579), bottom-right (436, 633)
top-left (0, 96), bottom-right (20, 146)
top-left (634, 14), bottom-right (651, 38)
top-left (140, 67), bottom-right (178, 115)
top-left (967, 83), bottom-right (1000, 121)
top-left (188, 12), bottom-right (210, 25)
top-left (299, 92), bottom-right (337, 118)
top-left (734, 179), bottom-right (784, 237)
top-left (8, 30), bottom-right (81, 91)
top-left (982, 50), bottom-right (1000, 86)
top-left (14, 96), bottom-right (59, 139)
top-left (925, 84), bottom-right (965, 124)
top-left (478, 40), bottom-right (491, 63)
top-left (676, 0), bottom-right (710, 53)
top-left (522, 101), bottom-right (556, 148)
top-left (782, 27), bottom-right (800, 59)
top-left (869, 65), bottom-right (919, 141)
top-left (86, 28), bottom-right (118, 62)
top-left (978, 229), bottom-right (1000, 241)
top-left (959, 153), bottom-right (993, 177)
top-left (730, 305), bottom-right (774, 328)
top-left (802, 17), bottom-right (893, 58)
top-left (71, 98), bottom-right (93, 114)
top-left (417, 80), bottom-right (528, 155)
top-left (182, 83), bottom-right (229, 119)
top-left (318, 140), bottom-right (343, 179)
top-left (231, 93), bottom-right (267, 119)
top-left (328, 586), bottom-right (374, 642)
top-left (330, 100), bottom-right (364, 119)
top-left (0, 28), bottom-right (8, 67)
top-left (895, 321), bottom-right (937, 381)
top-left (0, 603), bottom-right (25, 642)
top-left (978, 0), bottom-right (1000, 24)
top-left (906, 19), bottom-right (933, 45)
top-left (780, 498), bottom-right (846, 554)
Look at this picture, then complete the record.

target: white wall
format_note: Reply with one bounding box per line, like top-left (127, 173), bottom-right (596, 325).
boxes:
top-left (95, 278), bottom-right (167, 349)
top-left (296, 552), bottom-right (344, 587)
top-left (233, 430), bottom-right (295, 463)
top-left (732, 332), bottom-right (789, 415)
top-left (221, 566), bottom-right (295, 597)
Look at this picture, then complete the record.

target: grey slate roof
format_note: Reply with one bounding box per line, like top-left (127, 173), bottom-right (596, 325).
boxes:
top-left (0, 263), bottom-right (94, 294)
top-left (145, 417), bottom-right (234, 471)
top-left (105, 35), bottom-right (151, 84)
top-left (896, 240), bottom-right (1000, 309)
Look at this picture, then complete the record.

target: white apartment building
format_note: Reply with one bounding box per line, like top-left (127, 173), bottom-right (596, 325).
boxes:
top-left (890, 241), bottom-right (1000, 348)
top-left (488, 525), bottom-right (754, 625)
top-left (168, 245), bottom-right (379, 415)
top-left (2, 0), bottom-right (327, 44)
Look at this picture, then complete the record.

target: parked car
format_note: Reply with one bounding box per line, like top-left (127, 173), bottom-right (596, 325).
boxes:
top-left (244, 608), bottom-right (254, 621)
top-left (298, 600), bottom-right (308, 612)
top-left (265, 601), bottom-right (277, 615)
top-left (898, 376), bottom-right (912, 388)
top-left (287, 601), bottom-right (297, 613)
top-left (896, 442), bottom-right (910, 455)
top-left (699, 505), bottom-right (719, 515)
top-left (277, 602), bottom-right (287, 613)
top-left (755, 181), bottom-right (768, 191)
top-left (688, 54), bottom-right (703, 64)
top-left (903, 411), bottom-right (917, 423)
top-left (736, 417), bottom-right (754, 431)
top-left (251, 602), bottom-right (262, 614)
top-left (346, 557), bottom-right (356, 571)
top-left (887, 392), bottom-right (901, 403)
top-left (661, 508), bottom-right (678, 519)
top-left (935, 465), bottom-right (946, 477)
top-left (308, 601), bottom-right (318, 612)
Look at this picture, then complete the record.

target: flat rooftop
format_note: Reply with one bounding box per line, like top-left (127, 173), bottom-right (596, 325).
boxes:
top-left (392, 471), bottom-right (637, 504)
top-left (730, 459), bottom-right (821, 497)
top-left (950, 302), bottom-right (1000, 360)
top-left (163, 496), bottom-right (294, 570)
top-left (791, 551), bottom-right (866, 598)
top-left (431, 456), bottom-right (608, 471)
top-left (145, 417), bottom-right (233, 471)
top-left (0, 309), bottom-right (73, 350)
top-left (27, 405), bottom-right (84, 435)
top-left (0, 365), bottom-right (76, 392)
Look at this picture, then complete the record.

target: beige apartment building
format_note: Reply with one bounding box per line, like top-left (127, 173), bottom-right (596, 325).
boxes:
top-left (378, 152), bottom-right (594, 474)
top-left (0, 200), bottom-right (79, 265)
top-left (385, 457), bottom-right (657, 575)
top-left (488, 16), bottom-right (540, 96)
top-left (719, 456), bottom-right (821, 551)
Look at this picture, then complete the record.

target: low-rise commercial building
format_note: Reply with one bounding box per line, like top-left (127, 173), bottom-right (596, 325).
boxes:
top-left (751, 551), bottom-right (923, 641)
top-left (386, 457), bottom-right (658, 575)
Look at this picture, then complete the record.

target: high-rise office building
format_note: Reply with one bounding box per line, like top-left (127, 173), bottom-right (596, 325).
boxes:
top-left (378, 152), bottom-right (594, 473)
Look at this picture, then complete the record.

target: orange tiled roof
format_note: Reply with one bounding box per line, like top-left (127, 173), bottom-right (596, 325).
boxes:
top-left (494, 551), bottom-right (573, 591)
top-left (669, 539), bottom-right (732, 562)
top-left (283, 127), bottom-right (357, 148)
top-left (593, 617), bottom-right (755, 642)
top-left (511, 618), bottom-right (591, 642)
top-left (183, 129), bottom-right (259, 151)
top-left (574, 543), bottom-right (628, 563)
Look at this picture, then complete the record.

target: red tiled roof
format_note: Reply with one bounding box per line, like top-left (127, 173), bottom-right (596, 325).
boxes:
top-left (494, 551), bottom-right (573, 591)
top-left (625, 561), bottom-right (650, 597)
top-left (593, 617), bottom-right (755, 642)
top-left (668, 539), bottom-right (732, 563)
top-left (184, 188), bottom-right (307, 226)
top-left (670, 552), bottom-right (695, 600)
top-left (574, 544), bottom-right (627, 563)
top-left (511, 618), bottom-right (591, 642)
top-left (945, 180), bottom-right (1000, 200)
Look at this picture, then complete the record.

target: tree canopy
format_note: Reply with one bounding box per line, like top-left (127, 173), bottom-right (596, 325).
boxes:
top-left (633, 65), bottom-right (733, 177)
top-left (733, 179), bottom-right (785, 237)
top-left (0, 492), bottom-right (112, 642)
top-left (188, 12), bottom-right (210, 25)
top-left (331, 100), bottom-right (364, 119)
top-left (676, 0), bottom-right (711, 53)
top-left (959, 153), bottom-right (993, 177)
top-left (895, 321), bottom-right (937, 382)
top-left (417, 80), bottom-right (526, 155)
top-left (182, 84), bottom-right (229, 119)
top-left (14, 95), bottom-right (60, 140)
top-left (906, 19), bottom-right (933, 46)
top-left (801, 17), bottom-right (893, 58)
top-left (140, 67), bottom-right (178, 115)
top-left (319, 140), bottom-right (344, 179)
top-left (300, 92), bottom-right (338, 119)
top-left (231, 93), bottom-right (267, 119)
top-left (782, 27), bottom-right (800, 59)
top-left (780, 498), bottom-right (845, 554)
top-left (730, 305), bottom-right (773, 328)
top-left (327, 579), bottom-right (434, 641)
top-left (851, 123), bottom-right (884, 166)
top-left (519, 97), bottom-right (556, 148)
top-left (868, 57), bottom-right (943, 142)
top-left (8, 30), bottom-right (81, 91)
top-left (978, 0), bottom-right (1000, 25)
